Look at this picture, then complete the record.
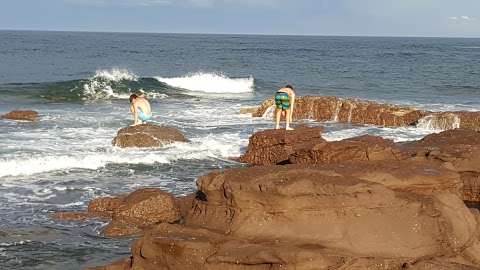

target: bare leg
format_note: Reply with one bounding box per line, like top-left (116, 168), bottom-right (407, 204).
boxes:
top-left (275, 109), bottom-right (282, 129)
top-left (286, 109), bottom-right (294, 130)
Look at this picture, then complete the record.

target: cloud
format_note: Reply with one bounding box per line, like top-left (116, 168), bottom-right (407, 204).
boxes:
top-left (449, 15), bottom-right (476, 21)
top-left (65, 0), bottom-right (281, 8)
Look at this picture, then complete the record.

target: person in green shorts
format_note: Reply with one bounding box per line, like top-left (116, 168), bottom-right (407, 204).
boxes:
top-left (275, 85), bottom-right (296, 130)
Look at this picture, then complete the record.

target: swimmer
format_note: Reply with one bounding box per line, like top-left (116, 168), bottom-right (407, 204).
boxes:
top-left (129, 93), bottom-right (152, 126)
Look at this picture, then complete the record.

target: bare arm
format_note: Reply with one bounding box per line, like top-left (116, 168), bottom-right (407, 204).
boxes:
top-left (130, 103), bottom-right (139, 125)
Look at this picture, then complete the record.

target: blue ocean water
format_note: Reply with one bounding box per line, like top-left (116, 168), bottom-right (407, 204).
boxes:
top-left (0, 30), bottom-right (479, 269)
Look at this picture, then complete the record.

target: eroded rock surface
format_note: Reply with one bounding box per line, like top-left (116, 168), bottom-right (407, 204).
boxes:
top-left (1, 110), bottom-right (39, 121)
top-left (52, 188), bottom-right (181, 237)
top-left (112, 124), bottom-right (188, 148)
top-left (90, 164), bottom-right (480, 270)
top-left (240, 128), bottom-right (480, 202)
top-left (251, 96), bottom-right (480, 130)
top-left (239, 126), bottom-right (325, 165)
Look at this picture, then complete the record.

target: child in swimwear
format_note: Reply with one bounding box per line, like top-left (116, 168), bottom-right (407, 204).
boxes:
top-left (129, 93), bottom-right (152, 126)
top-left (275, 85), bottom-right (295, 130)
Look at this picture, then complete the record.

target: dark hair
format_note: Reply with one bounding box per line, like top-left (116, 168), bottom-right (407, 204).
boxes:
top-left (285, 84), bottom-right (294, 90)
top-left (129, 94), bottom-right (137, 103)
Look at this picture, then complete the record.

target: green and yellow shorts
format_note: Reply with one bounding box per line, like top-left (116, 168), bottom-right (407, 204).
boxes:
top-left (275, 92), bottom-right (290, 110)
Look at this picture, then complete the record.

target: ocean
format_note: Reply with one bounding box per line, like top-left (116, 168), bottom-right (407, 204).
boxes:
top-left (0, 30), bottom-right (479, 269)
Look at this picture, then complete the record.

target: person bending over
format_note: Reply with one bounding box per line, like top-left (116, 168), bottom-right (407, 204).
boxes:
top-left (129, 93), bottom-right (152, 126)
top-left (275, 85), bottom-right (296, 130)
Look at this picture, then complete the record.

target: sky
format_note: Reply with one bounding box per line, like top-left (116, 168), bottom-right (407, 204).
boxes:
top-left (0, 0), bottom-right (479, 37)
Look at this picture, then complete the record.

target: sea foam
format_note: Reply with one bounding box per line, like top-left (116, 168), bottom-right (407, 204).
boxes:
top-left (155, 72), bottom-right (254, 94)
top-left (0, 133), bottom-right (246, 178)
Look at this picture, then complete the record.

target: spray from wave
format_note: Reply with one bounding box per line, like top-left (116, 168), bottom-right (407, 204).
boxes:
top-left (0, 133), bottom-right (246, 178)
top-left (155, 72), bottom-right (254, 94)
top-left (82, 68), bottom-right (139, 100)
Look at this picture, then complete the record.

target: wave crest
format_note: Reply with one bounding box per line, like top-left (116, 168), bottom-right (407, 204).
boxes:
top-left (155, 72), bottom-right (254, 94)
top-left (82, 68), bottom-right (139, 99)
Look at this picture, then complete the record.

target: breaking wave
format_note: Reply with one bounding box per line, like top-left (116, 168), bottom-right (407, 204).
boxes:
top-left (155, 72), bottom-right (254, 94)
top-left (0, 133), bottom-right (247, 178)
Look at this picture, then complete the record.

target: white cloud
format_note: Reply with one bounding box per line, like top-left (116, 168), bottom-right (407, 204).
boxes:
top-left (65, 0), bottom-right (281, 7)
top-left (449, 15), bottom-right (476, 21)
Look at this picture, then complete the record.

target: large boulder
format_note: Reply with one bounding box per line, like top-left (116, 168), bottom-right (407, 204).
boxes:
top-left (91, 164), bottom-right (480, 269)
top-left (238, 126), bottom-right (325, 165)
top-left (1, 110), bottom-right (38, 121)
top-left (112, 124), bottom-right (188, 148)
top-left (240, 128), bottom-right (480, 202)
top-left (187, 165), bottom-right (478, 259)
top-left (52, 188), bottom-right (181, 237)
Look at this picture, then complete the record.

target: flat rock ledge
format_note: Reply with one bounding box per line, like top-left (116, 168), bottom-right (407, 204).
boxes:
top-left (240, 127), bottom-right (480, 203)
top-left (112, 124), bottom-right (188, 148)
top-left (1, 110), bottom-right (39, 121)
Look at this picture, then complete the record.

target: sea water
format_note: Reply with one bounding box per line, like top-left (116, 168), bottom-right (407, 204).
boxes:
top-left (0, 31), bottom-right (479, 269)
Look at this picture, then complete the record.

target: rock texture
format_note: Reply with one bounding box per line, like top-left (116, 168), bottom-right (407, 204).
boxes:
top-left (112, 124), bottom-right (188, 148)
top-left (52, 188), bottom-right (181, 237)
top-left (1, 110), bottom-right (39, 121)
top-left (89, 164), bottom-right (480, 270)
top-left (238, 126), bottom-right (325, 165)
top-left (240, 128), bottom-right (480, 202)
top-left (80, 127), bottom-right (480, 270)
top-left (251, 96), bottom-right (480, 130)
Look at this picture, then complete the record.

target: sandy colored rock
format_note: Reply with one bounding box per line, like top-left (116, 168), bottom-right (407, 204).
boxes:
top-left (112, 124), bottom-right (188, 148)
top-left (1, 110), bottom-right (39, 121)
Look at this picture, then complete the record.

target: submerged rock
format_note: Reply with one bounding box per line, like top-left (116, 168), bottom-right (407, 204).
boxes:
top-left (112, 124), bottom-right (188, 148)
top-left (1, 110), bottom-right (39, 121)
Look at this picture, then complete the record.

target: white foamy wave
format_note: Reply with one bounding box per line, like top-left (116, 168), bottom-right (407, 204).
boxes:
top-left (155, 72), bottom-right (254, 94)
top-left (416, 114), bottom-right (460, 131)
top-left (82, 68), bottom-right (139, 100)
top-left (0, 133), bottom-right (246, 177)
top-left (93, 68), bottom-right (138, 82)
top-left (322, 126), bottom-right (437, 143)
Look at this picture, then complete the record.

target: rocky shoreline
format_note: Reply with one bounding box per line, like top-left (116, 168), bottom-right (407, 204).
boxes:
top-left (53, 123), bottom-right (480, 269)
top-left (250, 96), bottom-right (480, 130)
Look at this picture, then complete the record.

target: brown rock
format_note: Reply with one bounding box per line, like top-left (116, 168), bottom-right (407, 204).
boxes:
top-left (1, 110), bottom-right (38, 121)
top-left (252, 96), bottom-right (425, 127)
top-left (239, 125), bottom-right (325, 165)
top-left (290, 135), bottom-right (400, 165)
top-left (252, 96), bottom-right (480, 131)
top-left (52, 188), bottom-right (181, 237)
top-left (98, 164), bottom-right (480, 269)
top-left (240, 128), bottom-right (480, 202)
top-left (112, 124), bottom-right (188, 148)
top-left (186, 165), bottom-right (479, 258)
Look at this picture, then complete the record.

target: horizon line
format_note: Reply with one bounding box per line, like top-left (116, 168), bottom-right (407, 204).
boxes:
top-left (0, 28), bottom-right (479, 39)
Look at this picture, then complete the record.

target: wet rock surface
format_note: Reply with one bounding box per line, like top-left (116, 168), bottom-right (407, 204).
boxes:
top-left (112, 124), bottom-right (188, 148)
top-left (52, 188), bottom-right (181, 237)
top-left (241, 127), bottom-right (480, 202)
top-left (88, 164), bottom-right (480, 270)
top-left (66, 127), bottom-right (480, 269)
top-left (1, 110), bottom-right (39, 121)
top-left (252, 96), bottom-right (480, 130)
top-left (238, 125), bottom-right (325, 165)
